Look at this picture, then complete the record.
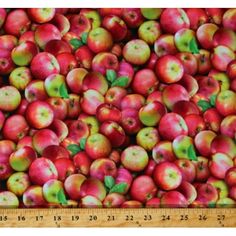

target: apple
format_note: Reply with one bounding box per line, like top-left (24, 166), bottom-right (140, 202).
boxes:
top-left (0, 154), bottom-right (13, 180)
top-left (207, 177), bottom-right (229, 199)
top-left (45, 39), bottom-right (71, 56)
top-left (115, 167), bottom-right (133, 194)
top-left (56, 52), bottom-right (77, 75)
top-left (0, 8), bottom-right (6, 28)
top-left (65, 94), bottom-right (81, 119)
top-left (0, 191), bottom-right (19, 209)
top-left (122, 200), bottom-right (142, 208)
top-left (121, 94), bottom-right (145, 111)
top-left (75, 45), bottom-right (94, 70)
top-left (196, 49), bottom-right (212, 74)
top-left (225, 167), bottom-right (236, 187)
top-left (54, 158), bottom-right (75, 181)
top-left (27, 8), bottom-right (55, 23)
top-left (47, 97), bottom-right (68, 120)
top-left (206, 8), bottom-right (224, 25)
top-left (193, 156), bottom-right (210, 182)
top-left (141, 8), bottom-right (163, 20)
top-left (80, 195), bottom-right (102, 208)
top-left (19, 31), bottom-right (35, 44)
top-left (0, 48), bottom-right (15, 75)
top-left (122, 8), bottom-right (144, 28)
top-left (229, 186), bottom-right (236, 201)
top-left (105, 86), bottom-right (127, 109)
top-left (186, 8), bottom-right (208, 30)
top-left (49, 119), bottom-right (68, 142)
top-left (161, 191), bottom-right (188, 208)
top-left (216, 198), bottom-right (235, 208)
top-left (117, 60), bottom-right (135, 87)
top-left (78, 114), bottom-right (100, 135)
top-left (223, 8), bottom-right (236, 31)
top-left (177, 181), bottom-right (197, 204)
top-left (73, 152), bottom-right (91, 176)
top-left (42, 145), bottom-right (69, 162)
top-left (103, 193), bottom-right (125, 208)
top-left (80, 9), bottom-right (101, 29)
top-left (203, 108), bottom-right (222, 132)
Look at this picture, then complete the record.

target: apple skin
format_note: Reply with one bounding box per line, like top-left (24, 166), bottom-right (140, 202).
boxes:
top-left (73, 151), bottom-right (91, 176)
top-left (160, 8), bottom-right (190, 34)
top-left (19, 31), bottom-right (35, 44)
top-left (87, 27), bottom-right (113, 53)
top-left (75, 45), bottom-right (94, 70)
top-left (7, 172), bottom-right (30, 197)
top-left (22, 185), bottom-right (46, 208)
top-left (206, 8), bottom-right (224, 25)
top-left (49, 119), bottom-right (68, 143)
top-left (115, 167), bottom-right (133, 194)
top-left (0, 191), bottom-right (19, 209)
top-left (186, 8), bottom-right (208, 30)
top-left (0, 154), bottom-right (13, 180)
top-left (85, 133), bottom-right (112, 160)
top-left (80, 178), bottom-right (106, 201)
top-left (223, 8), bottom-right (236, 31)
top-left (97, 103), bottom-right (121, 123)
top-left (90, 158), bottom-right (117, 181)
top-left (121, 200), bottom-right (142, 208)
top-left (141, 8), bottom-right (162, 20)
top-left (49, 13), bottom-right (70, 36)
top-left (122, 8), bottom-right (144, 28)
top-left (2, 114), bottom-right (29, 142)
top-left (209, 153), bottom-right (233, 180)
top-left (225, 167), bottom-right (236, 187)
top-left (65, 94), bottom-right (81, 119)
top-left (193, 156), bottom-right (210, 182)
top-left (4, 9), bottom-right (31, 37)
top-left (9, 146), bottom-right (37, 172)
top-left (0, 86), bottom-right (21, 111)
top-left (130, 175), bottom-right (157, 203)
top-left (153, 162), bottom-right (182, 191)
top-left (45, 39), bottom-right (71, 57)
top-left (105, 86), bottom-right (127, 109)
top-left (229, 186), bottom-right (236, 201)
top-left (207, 177), bottom-right (229, 199)
top-left (158, 113), bottom-right (188, 141)
top-left (155, 55), bottom-right (184, 84)
top-left (103, 193), bottom-right (125, 208)
top-left (0, 110), bottom-right (5, 130)
top-left (227, 60), bottom-right (236, 80)
top-left (195, 49), bottom-right (212, 75)
top-left (78, 114), bottom-right (99, 135)
top-left (136, 127), bottom-right (160, 151)
top-left (56, 52), bottom-right (77, 75)
top-left (203, 108), bottom-right (222, 132)
top-left (161, 191), bottom-right (188, 208)
top-left (25, 80), bottom-right (48, 102)
top-left (80, 8), bottom-right (101, 29)
top-left (29, 157), bottom-right (58, 186)
top-left (221, 116), bottom-right (236, 138)
top-left (177, 181), bottom-right (197, 204)
top-left (54, 158), bottom-right (75, 181)
top-left (47, 97), bottom-right (68, 120)
top-left (0, 8), bottom-right (6, 28)
top-left (64, 174), bottom-right (86, 200)
top-left (216, 198), bottom-right (236, 208)
top-left (146, 198), bottom-right (161, 208)
top-left (80, 195), bottom-right (102, 208)
top-left (121, 94), bottom-right (145, 111)
top-left (117, 60), bottom-right (135, 88)
top-left (42, 145), bottom-right (69, 162)
top-left (122, 39), bottom-right (150, 65)
top-left (27, 8), bottom-right (55, 23)
top-left (26, 100), bottom-right (54, 129)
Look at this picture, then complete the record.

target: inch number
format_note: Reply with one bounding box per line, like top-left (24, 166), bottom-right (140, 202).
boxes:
top-left (35, 216), bottom-right (43, 221)
top-left (54, 216), bottom-right (62, 221)
top-left (72, 215), bottom-right (80, 221)
top-left (125, 215), bottom-right (134, 221)
top-left (217, 215), bottom-right (225, 221)
top-left (161, 215), bottom-right (170, 221)
top-left (17, 216), bottom-right (26, 221)
top-left (0, 216), bottom-right (7, 221)
top-left (107, 215), bottom-right (115, 221)
top-left (180, 215), bottom-right (188, 221)
top-left (198, 215), bottom-right (207, 221)
top-left (89, 215), bottom-right (97, 221)
top-left (144, 215), bottom-right (152, 221)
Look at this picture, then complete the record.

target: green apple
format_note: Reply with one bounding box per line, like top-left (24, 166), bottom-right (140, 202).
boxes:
top-left (216, 197), bottom-right (235, 208)
top-left (209, 70), bottom-right (230, 91)
top-left (44, 74), bottom-right (66, 97)
top-left (207, 178), bottom-right (229, 199)
top-left (141, 8), bottom-right (163, 20)
top-left (0, 191), bottom-right (19, 208)
top-left (81, 9), bottom-right (101, 29)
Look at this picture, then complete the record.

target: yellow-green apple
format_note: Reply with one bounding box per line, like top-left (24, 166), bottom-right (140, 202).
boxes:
top-left (47, 97), bottom-right (68, 120)
top-left (4, 9), bottom-right (30, 36)
top-left (122, 39), bottom-right (150, 65)
top-left (192, 156), bottom-right (210, 182)
top-left (153, 162), bottom-right (182, 191)
top-left (64, 173), bottom-right (86, 200)
top-left (186, 8), bottom-right (208, 30)
top-left (27, 8), bottom-right (55, 23)
top-left (90, 158), bottom-right (117, 181)
top-left (35, 23), bottom-right (61, 49)
top-left (115, 167), bottom-right (133, 194)
top-left (66, 68), bottom-right (88, 94)
top-left (203, 108), bottom-right (222, 132)
top-left (130, 175), bottom-right (157, 203)
top-left (195, 49), bottom-right (212, 74)
top-left (80, 89), bottom-right (104, 115)
top-left (80, 9), bottom-right (101, 29)
top-left (223, 8), bottom-right (236, 31)
top-left (194, 130), bottom-right (216, 157)
top-left (42, 145), bottom-right (69, 162)
top-left (25, 80), bottom-right (48, 102)
top-left (160, 8), bottom-right (190, 34)
top-left (87, 27), bottom-right (113, 53)
top-left (56, 52), bottom-right (77, 75)
top-left (65, 94), bottom-right (81, 119)
top-left (7, 172), bottom-right (30, 196)
top-left (9, 67), bottom-right (32, 91)
top-left (42, 179), bottom-right (64, 204)
top-left (44, 73), bottom-right (66, 97)
top-left (160, 191), bottom-right (188, 208)
top-left (207, 177), bottom-right (229, 199)
top-left (138, 20), bottom-right (161, 45)
top-left (121, 94), bottom-right (145, 111)
top-left (78, 114), bottom-right (100, 134)
top-left (136, 127), bottom-right (160, 151)
top-left (216, 198), bottom-right (235, 208)
top-left (211, 45), bottom-right (235, 72)
top-left (121, 200), bottom-right (142, 208)
top-left (81, 195), bottom-right (102, 208)
top-left (45, 39), bottom-right (71, 56)
top-left (105, 86), bottom-right (127, 109)
top-left (75, 45), bottom-right (94, 69)
top-left (146, 197), bottom-right (161, 208)
top-left (196, 23), bottom-right (219, 49)
top-left (0, 86), bottom-right (21, 111)
top-left (99, 121), bottom-right (125, 147)
top-left (30, 52), bottom-right (60, 80)
top-left (82, 71), bottom-right (108, 95)
top-left (103, 193), bottom-right (125, 208)
top-left (176, 52), bottom-right (198, 75)
top-left (49, 119), bottom-right (68, 142)
top-left (154, 34), bottom-right (177, 58)
top-left (122, 8), bottom-right (144, 28)
top-left (102, 15), bottom-right (127, 41)
top-left (54, 158), bottom-right (75, 181)
top-left (155, 55), bottom-right (184, 84)
top-left (73, 152), bottom-right (91, 176)
top-left (2, 114), bottom-right (29, 142)
top-left (85, 133), bottom-right (111, 160)
top-left (141, 8), bottom-right (163, 20)
top-left (177, 181), bottom-right (197, 204)
top-left (80, 178), bottom-right (106, 201)
top-left (26, 101), bottom-right (54, 129)
top-left (158, 113), bottom-right (188, 141)
top-left (184, 114), bottom-right (206, 137)
top-left (121, 145), bottom-right (148, 172)
top-left (225, 167), bottom-right (236, 187)
top-left (9, 146), bottom-right (37, 172)
top-left (11, 41), bottom-right (38, 66)
top-left (0, 154), bottom-right (13, 180)
top-left (0, 191), bottom-right (19, 208)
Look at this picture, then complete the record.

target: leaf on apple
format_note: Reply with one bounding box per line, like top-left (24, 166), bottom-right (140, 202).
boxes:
top-left (189, 38), bottom-right (199, 54)
top-left (197, 100), bottom-right (212, 112)
top-left (67, 144), bottom-right (81, 156)
top-left (210, 94), bottom-right (217, 107)
top-left (79, 138), bottom-right (86, 150)
top-left (59, 83), bottom-right (69, 99)
top-left (111, 76), bottom-right (129, 87)
top-left (69, 38), bottom-right (83, 49)
top-left (187, 144), bottom-right (197, 161)
top-left (106, 69), bottom-right (117, 83)
top-left (81, 32), bottom-right (88, 44)
top-left (57, 189), bottom-right (67, 205)
top-left (109, 182), bottom-right (127, 194)
top-left (104, 175), bottom-right (115, 189)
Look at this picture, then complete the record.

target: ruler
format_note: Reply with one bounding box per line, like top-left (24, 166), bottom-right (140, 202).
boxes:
top-left (0, 208), bottom-right (236, 227)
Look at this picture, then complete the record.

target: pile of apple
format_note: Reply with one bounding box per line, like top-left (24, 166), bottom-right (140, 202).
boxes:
top-left (0, 8), bottom-right (236, 209)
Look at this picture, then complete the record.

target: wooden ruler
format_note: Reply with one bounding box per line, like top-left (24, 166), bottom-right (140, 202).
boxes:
top-left (0, 208), bottom-right (236, 227)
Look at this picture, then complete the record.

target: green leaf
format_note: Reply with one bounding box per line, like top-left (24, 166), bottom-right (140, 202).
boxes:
top-left (111, 76), bottom-right (129, 87)
top-left (59, 83), bottom-right (69, 99)
top-left (210, 94), bottom-right (217, 107)
top-left (106, 69), bottom-right (117, 83)
top-left (81, 32), bottom-right (88, 44)
top-left (109, 182), bottom-right (127, 194)
top-left (79, 138), bottom-right (86, 150)
top-left (57, 189), bottom-right (67, 205)
top-left (189, 38), bottom-right (199, 54)
top-left (69, 38), bottom-right (83, 49)
top-left (104, 176), bottom-right (115, 189)
top-left (197, 100), bottom-right (212, 112)
top-left (187, 144), bottom-right (197, 161)
top-left (67, 144), bottom-right (81, 156)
